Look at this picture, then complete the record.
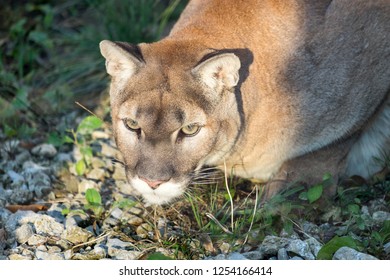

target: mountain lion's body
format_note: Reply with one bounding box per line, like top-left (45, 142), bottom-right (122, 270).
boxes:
top-left (100, 0), bottom-right (390, 205)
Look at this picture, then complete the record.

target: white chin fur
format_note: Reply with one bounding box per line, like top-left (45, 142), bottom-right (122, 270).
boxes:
top-left (128, 177), bottom-right (185, 205)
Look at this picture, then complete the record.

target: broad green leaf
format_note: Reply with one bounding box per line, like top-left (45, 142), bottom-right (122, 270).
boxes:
top-left (80, 146), bottom-right (93, 159)
top-left (63, 135), bottom-right (74, 144)
top-left (347, 204), bottom-right (360, 215)
top-left (75, 159), bottom-right (86, 176)
top-left (47, 132), bottom-right (64, 147)
top-left (146, 252), bottom-right (173, 260)
top-left (77, 115), bottom-right (103, 136)
top-left (317, 236), bottom-right (360, 260)
top-left (85, 188), bottom-right (102, 205)
top-left (307, 184), bottom-right (323, 203)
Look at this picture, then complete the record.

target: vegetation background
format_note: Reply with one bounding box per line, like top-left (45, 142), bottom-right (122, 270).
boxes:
top-left (1, 0), bottom-right (389, 260)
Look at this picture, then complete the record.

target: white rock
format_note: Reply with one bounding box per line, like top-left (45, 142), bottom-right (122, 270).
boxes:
top-left (15, 224), bottom-right (34, 244)
top-left (333, 247), bottom-right (378, 260)
top-left (32, 143), bottom-right (57, 158)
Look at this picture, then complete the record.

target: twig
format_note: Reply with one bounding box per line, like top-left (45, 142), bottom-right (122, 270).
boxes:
top-left (205, 212), bottom-right (233, 235)
top-left (224, 159), bottom-right (235, 232)
top-left (244, 184), bottom-right (260, 245)
top-left (75, 101), bottom-right (101, 120)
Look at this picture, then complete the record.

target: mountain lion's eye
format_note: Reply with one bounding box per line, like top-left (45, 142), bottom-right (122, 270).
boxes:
top-left (123, 118), bottom-right (140, 132)
top-left (180, 124), bottom-right (201, 136)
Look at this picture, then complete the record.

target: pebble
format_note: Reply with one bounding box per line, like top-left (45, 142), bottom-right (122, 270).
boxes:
top-left (100, 142), bottom-right (121, 158)
top-left (15, 224), bottom-right (34, 244)
top-left (286, 239), bottom-right (315, 260)
top-left (8, 254), bottom-right (33, 260)
top-left (277, 248), bottom-right (289, 260)
top-left (112, 166), bottom-right (127, 181)
top-left (33, 214), bottom-right (65, 236)
top-left (110, 207), bottom-right (123, 220)
top-left (35, 250), bottom-right (64, 260)
top-left (242, 250), bottom-right (264, 260)
top-left (78, 179), bottom-right (98, 193)
top-left (27, 235), bottom-right (47, 246)
top-left (136, 223), bottom-right (153, 239)
top-left (333, 247), bottom-right (378, 260)
top-left (32, 143), bottom-right (57, 158)
top-left (7, 170), bottom-right (25, 184)
top-left (86, 168), bottom-right (106, 181)
top-left (61, 226), bottom-right (93, 245)
top-left (372, 211), bottom-right (390, 225)
top-left (259, 236), bottom-right (290, 256)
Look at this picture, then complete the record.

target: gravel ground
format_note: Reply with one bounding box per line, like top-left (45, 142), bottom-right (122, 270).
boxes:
top-left (1, 114), bottom-right (389, 260)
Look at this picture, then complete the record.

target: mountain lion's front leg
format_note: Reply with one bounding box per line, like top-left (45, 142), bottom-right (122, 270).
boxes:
top-left (262, 137), bottom-right (357, 202)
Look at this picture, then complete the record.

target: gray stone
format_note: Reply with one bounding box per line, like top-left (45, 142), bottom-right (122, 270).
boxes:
top-left (286, 239), bottom-right (315, 260)
top-left (136, 223), bottom-right (153, 239)
top-left (92, 130), bottom-right (110, 140)
top-left (5, 211), bottom-right (39, 232)
top-left (290, 256), bottom-right (304, 260)
top-left (8, 254), bottom-right (33, 260)
top-left (372, 211), bottom-right (390, 225)
top-left (15, 224), bottom-right (34, 244)
top-left (383, 242), bottom-right (390, 255)
top-left (91, 157), bottom-right (105, 169)
top-left (7, 170), bottom-right (24, 184)
top-left (333, 247), bottom-right (378, 260)
top-left (56, 152), bottom-right (73, 163)
top-left (32, 143), bottom-right (57, 158)
top-left (86, 168), bottom-right (106, 181)
top-left (112, 166), bottom-right (127, 181)
top-left (33, 214), bottom-right (65, 236)
top-left (259, 236), bottom-right (290, 256)
top-left (305, 237), bottom-right (322, 258)
top-left (242, 250), bottom-right (264, 260)
top-left (35, 250), bottom-right (64, 260)
top-left (15, 150), bottom-right (31, 165)
top-left (110, 207), bottom-right (123, 220)
top-left (101, 143), bottom-right (120, 158)
top-left (227, 252), bottom-right (248, 260)
top-left (61, 226), bottom-right (93, 245)
top-left (78, 179), bottom-right (98, 193)
top-left (109, 249), bottom-right (142, 260)
top-left (106, 238), bottom-right (140, 260)
top-left (106, 238), bottom-right (134, 250)
top-left (9, 186), bottom-right (33, 204)
top-left (277, 248), bottom-right (289, 260)
top-left (27, 235), bottom-right (47, 246)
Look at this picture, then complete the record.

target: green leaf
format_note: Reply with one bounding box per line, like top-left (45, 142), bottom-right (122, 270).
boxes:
top-left (146, 252), bottom-right (173, 260)
top-left (85, 188), bottom-right (102, 205)
top-left (80, 146), bottom-right (93, 159)
top-left (63, 135), bottom-right (74, 144)
top-left (317, 236), bottom-right (360, 260)
top-left (61, 208), bottom-right (70, 216)
top-left (298, 191), bottom-right (308, 201)
top-left (76, 115), bottom-right (103, 136)
top-left (112, 198), bottom-right (137, 210)
top-left (307, 184), bottom-right (323, 203)
top-left (347, 204), bottom-right (360, 215)
top-left (75, 159), bottom-right (86, 176)
top-left (47, 132), bottom-right (64, 147)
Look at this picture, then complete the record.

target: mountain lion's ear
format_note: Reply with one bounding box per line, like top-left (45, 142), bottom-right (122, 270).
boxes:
top-left (192, 53), bottom-right (241, 91)
top-left (99, 40), bottom-right (144, 79)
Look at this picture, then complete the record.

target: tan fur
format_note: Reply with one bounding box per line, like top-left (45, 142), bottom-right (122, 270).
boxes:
top-left (100, 0), bottom-right (390, 205)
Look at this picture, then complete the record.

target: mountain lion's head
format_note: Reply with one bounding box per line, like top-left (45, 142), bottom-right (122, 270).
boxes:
top-left (100, 40), bottom-right (246, 205)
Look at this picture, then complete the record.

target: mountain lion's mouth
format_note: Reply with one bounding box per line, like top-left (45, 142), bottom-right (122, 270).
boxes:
top-left (129, 176), bottom-right (186, 205)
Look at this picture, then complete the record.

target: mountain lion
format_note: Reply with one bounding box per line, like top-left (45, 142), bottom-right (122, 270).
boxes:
top-left (100, 0), bottom-right (390, 205)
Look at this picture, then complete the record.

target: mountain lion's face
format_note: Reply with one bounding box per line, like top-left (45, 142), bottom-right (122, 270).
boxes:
top-left (100, 40), bottom-right (242, 205)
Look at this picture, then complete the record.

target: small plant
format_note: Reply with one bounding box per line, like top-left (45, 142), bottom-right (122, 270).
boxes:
top-left (64, 115), bottom-right (103, 176)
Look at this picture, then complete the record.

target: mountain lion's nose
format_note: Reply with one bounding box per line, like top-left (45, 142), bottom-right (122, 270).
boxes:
top-left (140, 177), bottom-right (167, 189)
